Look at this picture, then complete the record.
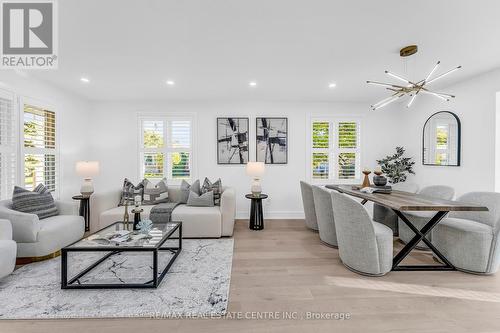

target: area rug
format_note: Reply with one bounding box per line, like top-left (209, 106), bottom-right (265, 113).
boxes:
top-left (0, 238), bottom-right (234, 319)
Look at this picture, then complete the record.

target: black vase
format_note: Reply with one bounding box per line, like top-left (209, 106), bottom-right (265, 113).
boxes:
top-left (373, 175), bottom-right (388, 186)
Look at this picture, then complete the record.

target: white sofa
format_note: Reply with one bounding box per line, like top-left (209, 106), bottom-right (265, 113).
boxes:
top-left (0, 219), bottom-right (16, 279)
top-left (0, 200), bottom-right (85, 258)
top-left (91, 186), bottom-right (236, 238)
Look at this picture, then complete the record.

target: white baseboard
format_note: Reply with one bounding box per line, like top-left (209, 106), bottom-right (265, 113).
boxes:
top-left (236, 211), bottom-right (304, 220)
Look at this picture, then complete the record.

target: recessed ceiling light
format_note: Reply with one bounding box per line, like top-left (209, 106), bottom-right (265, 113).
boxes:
top-left (249, 81), bottom-right (257, 87)
top-left (166, 80), bottom-right (175, 86)
top-left (80, 77), bottom-right (90, 83)
top-left (328, 82), bottom-right (337, 88)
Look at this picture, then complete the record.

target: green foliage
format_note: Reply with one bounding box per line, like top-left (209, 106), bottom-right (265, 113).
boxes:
top-left (376, 147), bottom-right (415, 184)
top-left (312, 122), bottom-right (329, 148)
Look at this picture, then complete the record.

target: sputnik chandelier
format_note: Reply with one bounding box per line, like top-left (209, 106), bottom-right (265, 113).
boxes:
top-left (367, 45), bottom-right (461, 110)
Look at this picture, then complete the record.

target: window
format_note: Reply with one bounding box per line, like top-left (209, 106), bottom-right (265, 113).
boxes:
top-left (310, 118), bottom-right (361, 183)
top-left (139, 116), bottom-right (194, 182)
top-left (0, 90), bottom-right (17, 200)
top-left (22, 103), bottom-right (58, 193)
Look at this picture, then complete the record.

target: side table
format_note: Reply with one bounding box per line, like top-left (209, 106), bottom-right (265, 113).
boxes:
top-left (245, 194), bottom-right (268, 230)
top-left (72, 195), bottom-right (90, 232)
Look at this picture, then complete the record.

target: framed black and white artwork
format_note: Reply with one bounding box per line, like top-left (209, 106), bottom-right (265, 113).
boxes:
top-left (256, 117), bottom-right (288, 164)
top-left (217, 117), bottom-right (249, 164)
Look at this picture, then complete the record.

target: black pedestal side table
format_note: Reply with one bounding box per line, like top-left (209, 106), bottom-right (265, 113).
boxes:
top-left (72, 195), bottom-right (90, 232)
top-left (245, 194), bottom-right (268, 230)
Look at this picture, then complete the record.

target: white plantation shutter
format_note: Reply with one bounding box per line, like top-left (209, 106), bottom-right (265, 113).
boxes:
top-left (310, 118), bottom-right (361, 183)
top-left (23, 104), bottom-right (58, 193)
top-left (140, 116), bottom-right (193, 182)
top-left (0, 90), bottom-right (17, 200)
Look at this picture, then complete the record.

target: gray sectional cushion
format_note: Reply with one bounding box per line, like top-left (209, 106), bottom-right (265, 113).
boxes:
top-left (187, 190), bottom-right (214, 207)
top-left (119, 178), bottom-right (144, 206)
top-left (179, 179), bottom-right (200, 204)
top-left (142, 178), bottom-right (169, 205)
top-left (12, 185), bottom-right (58, 219)
top-left (201, 178), bottom-right (222, 206)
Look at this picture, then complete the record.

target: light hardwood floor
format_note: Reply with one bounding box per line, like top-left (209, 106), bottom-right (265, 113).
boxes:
top-left (2, 219), bottom-right (500, 333)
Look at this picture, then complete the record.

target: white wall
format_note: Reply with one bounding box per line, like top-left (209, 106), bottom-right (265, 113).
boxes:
top-left (88, 101), bottom-right (402, 218)
top-left (0, 71), bottom-right (91, 200)
top-left (393, 68), bottom-right (500, 196)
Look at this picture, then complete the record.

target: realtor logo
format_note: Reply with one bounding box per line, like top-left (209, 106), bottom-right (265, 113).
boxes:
top-left (1, 0), bottom-right (58, 69)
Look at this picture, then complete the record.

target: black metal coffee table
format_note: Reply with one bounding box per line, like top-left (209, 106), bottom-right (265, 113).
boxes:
top-left (61, 221), bottom-right (181, 289)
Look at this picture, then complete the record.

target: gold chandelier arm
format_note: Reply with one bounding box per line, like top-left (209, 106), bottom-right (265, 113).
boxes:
top-left (371, 93), bottom-right (404, 110)
top-left (366, 80), bottom-right (408, 89)
top-left (420, 88), bottom-right (456, 99)
top-left (384, 71), bottom-right (419, 87)
top-left (424, 61), bottom-right (441, 82)
top-left (426, 66), bottom-right (462, 85)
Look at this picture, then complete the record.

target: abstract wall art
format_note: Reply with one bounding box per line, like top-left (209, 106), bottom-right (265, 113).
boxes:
top-left (217, 117), bottom-right (249, 164)
top-left (256, 117), bottom-right (288, 164)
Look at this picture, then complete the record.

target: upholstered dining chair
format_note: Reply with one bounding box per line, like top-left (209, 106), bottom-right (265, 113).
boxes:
top-left (300, 181), bottom-right (318, 231)
top-left (331, 191), bottom-right (393, 276)
top-left (373, 182), bottom-right (419, 235)
top-left (432, 192), bottom-right (500, 274)
top-left (398, 185), bottom-right (455, 249)
top-left (312, 185), bottom-right (337, 247)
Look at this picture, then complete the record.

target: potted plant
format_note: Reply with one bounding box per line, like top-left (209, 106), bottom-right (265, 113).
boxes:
top-left (376, 146), bottom-right (415, 184)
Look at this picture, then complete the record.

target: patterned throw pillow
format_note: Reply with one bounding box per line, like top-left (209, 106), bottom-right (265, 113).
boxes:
top-left (179, 179), bottom-right (200, 204)
top-left (201, 178), bottom-right (222, 206)
top-left (186, 190), bottom-right (214, 207)
top-left (12, 185), bottom-right (58, 219)
top-left (142, 178), bottom-right (169, 205)
top-left (118, 178), bottom-right (144, 206)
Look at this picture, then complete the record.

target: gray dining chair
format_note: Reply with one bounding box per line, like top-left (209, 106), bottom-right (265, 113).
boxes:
top-left (300, 181), bottom-right (318, 231)
top-left (398, 185), bottom-right (455, 249)
top-left (432, 192), bottom-right (500, 274)
top-left (373, 182), bottom-right (419, 235)
top-left (312, 185), bottom-right (337, 247)
top-left (331, 191), bottom-right (393, 276)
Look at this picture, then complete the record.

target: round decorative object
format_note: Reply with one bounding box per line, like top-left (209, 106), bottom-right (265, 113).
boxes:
top-left (373, 175), bottom-right (388, 186)
top-left (137, 219), bottom-right (153, 234)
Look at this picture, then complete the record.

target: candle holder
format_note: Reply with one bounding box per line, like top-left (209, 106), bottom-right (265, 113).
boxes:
top-left (362, 170), bottom-right (371, 188)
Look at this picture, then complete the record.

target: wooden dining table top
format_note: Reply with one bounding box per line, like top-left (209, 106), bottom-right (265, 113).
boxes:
top-left (327, 185), bottom-right (489, 212)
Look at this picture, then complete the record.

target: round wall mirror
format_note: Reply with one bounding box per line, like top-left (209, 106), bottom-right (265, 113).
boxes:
top-left (422, 111), bottom-right (461, 166)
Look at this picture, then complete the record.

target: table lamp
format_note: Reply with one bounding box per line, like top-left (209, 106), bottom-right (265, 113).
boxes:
top-left (76, 161), bottom-right (100, 197)
top-left (246, 162), bottom-right (265, 197)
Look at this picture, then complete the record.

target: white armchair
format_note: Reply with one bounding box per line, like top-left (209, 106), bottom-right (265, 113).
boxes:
top-left (0, 219), bottom-right (16, 279)
top-left (0, 200), bottom-right (84, 259)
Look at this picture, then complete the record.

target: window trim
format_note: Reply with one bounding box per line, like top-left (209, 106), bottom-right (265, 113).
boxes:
top-left (19, 97), bottom-right (60, 198)
top-left (307, 114), bottom-right (363, 185)
top-left (0, 89), bottom-right (18, 200)
top-left (137, 113), bottom-right (197, 184)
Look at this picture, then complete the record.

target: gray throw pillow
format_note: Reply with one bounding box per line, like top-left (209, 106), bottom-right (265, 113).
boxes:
top-left (187, 190), bottom-right (214, 207)
top-left (12, 185), bottom-right (58, 219)
top-left (142, 178), bottom-right (169, 205)
top-left (201, 178), bottom-right (222, 206)
top-left (179, 179), bottom-right (200, 204)
top-left (119, 178), bottom-right (144, 206)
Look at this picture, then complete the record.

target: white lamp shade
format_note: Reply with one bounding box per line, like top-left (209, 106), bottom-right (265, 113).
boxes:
top-left (246, 162), bottom-right (265, 177)
top-left (76, 161), bottom-right (100, 178)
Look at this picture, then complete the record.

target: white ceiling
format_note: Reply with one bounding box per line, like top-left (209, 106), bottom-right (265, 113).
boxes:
top-left (28, 0), bottom-right (500, 102)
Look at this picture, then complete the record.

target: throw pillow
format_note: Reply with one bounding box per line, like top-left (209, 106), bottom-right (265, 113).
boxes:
top-left (142, 178), bottom-right (169, 205)
top-left (179, 179), bottom-right (200, 204)
top-left (187, 190), bottom-right (214, 207)
top-left (201, 178), bottom-right (222, 206)
top-left (118, 178), bottom-right (144, 206)
top-left (12, 185), bottom-right (58, 219)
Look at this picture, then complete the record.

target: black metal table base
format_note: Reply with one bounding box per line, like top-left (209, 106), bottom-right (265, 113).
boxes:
top-left (249, 199), bottom-right (264, 230)
top-left (62, 230), bottom-right (182, 289)
top-left (391, 210), bottom-right (456, 271)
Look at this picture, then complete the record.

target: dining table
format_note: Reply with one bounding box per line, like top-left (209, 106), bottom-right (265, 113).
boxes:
top-left (327, 185), bottom-right (489, 272)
